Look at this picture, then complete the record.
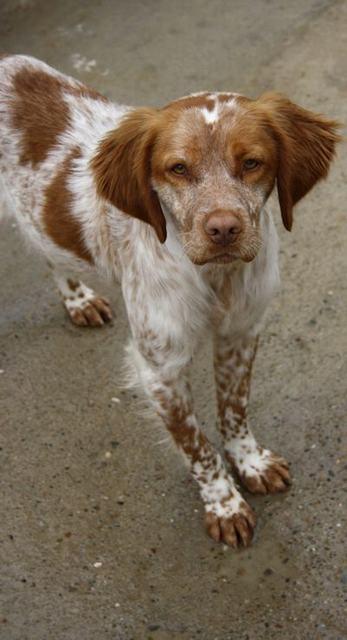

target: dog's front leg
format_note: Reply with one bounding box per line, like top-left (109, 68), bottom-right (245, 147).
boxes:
top-left (129, 342), bottom-right (255, 547)
top-left (214, 333), bottom-right (291, 494)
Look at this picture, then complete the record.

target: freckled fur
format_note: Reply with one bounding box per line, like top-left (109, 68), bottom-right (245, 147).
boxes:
top-left (0, 55), bottom-right (340, 548)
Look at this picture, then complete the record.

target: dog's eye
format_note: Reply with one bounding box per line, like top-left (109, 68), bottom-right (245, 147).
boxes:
top-left (243, 159), bottom-right (260, 171)
top-left (171, 163), bottom-right (187, 175)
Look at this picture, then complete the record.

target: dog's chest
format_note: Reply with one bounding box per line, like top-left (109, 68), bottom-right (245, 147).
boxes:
top-left (119, 211), bottom-right (279, 357)
top-left (205, 251), bottom-right (280, 339)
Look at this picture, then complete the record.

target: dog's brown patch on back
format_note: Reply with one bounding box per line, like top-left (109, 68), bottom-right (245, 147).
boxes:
top-left (12, 66), bottom-right (107, 166)
top-left (13, 68), bottom-right (70, 166)
top-left (43, 147), bottom-right (93, 264)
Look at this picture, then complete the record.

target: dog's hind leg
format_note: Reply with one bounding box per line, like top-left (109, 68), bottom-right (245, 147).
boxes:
top-left (51, 266), bottom-right (113, 327)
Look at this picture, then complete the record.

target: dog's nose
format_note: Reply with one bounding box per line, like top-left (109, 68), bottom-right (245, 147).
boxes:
top-left (204, 210), bottom-right (242, 246)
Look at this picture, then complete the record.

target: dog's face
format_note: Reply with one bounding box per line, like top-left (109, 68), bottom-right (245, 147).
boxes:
top-left (92, 92), bottom-right (339, 264)
top-left (151, 94), bottom-right (278, 264)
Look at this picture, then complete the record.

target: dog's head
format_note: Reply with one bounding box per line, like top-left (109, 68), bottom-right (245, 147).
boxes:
top-left (92, 92), bottom-right (340, 265)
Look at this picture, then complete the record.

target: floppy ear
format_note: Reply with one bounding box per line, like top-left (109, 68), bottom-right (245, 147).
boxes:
top-left (91, 107), bottom-right (166, 243)
top-left (259, 93), bottom-right (341, 231)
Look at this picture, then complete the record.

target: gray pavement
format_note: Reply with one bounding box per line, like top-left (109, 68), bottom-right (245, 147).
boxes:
top-left (0, 1), bottom-right (346, 639)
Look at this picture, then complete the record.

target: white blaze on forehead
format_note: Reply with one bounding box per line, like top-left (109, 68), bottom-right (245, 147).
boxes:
top-left (200, 101), bottom-right (219, 124)
top-left (199, 94), bottom-right (240, 125)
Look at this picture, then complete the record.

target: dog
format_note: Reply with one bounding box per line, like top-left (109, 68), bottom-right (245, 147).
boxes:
top-left (0, 54), bottom-right (340, 547)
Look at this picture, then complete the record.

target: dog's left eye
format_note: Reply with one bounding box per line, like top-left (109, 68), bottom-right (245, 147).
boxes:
top-left (171, 163), bottom-right (187, 175)
top-left (243, 159), bottom-right (260, 170)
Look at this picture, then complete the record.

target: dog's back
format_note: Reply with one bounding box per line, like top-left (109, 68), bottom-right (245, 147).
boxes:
top-left (0, 54), bottom-right (125, 258)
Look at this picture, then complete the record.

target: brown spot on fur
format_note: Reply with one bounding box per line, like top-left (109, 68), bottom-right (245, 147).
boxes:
top-left (152, 384), bottom-right (213, 466)
top-left (12, 66), bottom-right (107, 166)
top-left (215, 338), bottom-right (258, 435)
top-left (163, 94), bottom-right (215, 112)
top-left (67, 278), bottom-right (79, 291)
top-left (220, 492), bottom-right (234, 504)
top-left (217, 93), bottom-right (235, 103)
top-left (43, 148), bottom-right (93, 264)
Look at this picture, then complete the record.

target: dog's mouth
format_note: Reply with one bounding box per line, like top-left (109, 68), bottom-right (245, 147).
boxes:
top-left (191, 250), bottom-right (240, 265)
top-left (190, 252), bottom-right (237, 266)
top-left (205, 253), bottom-right (237, 264)
top-left (184, 233), bottom-right (261, 266)
top-left (191, 249), bottom-right (259, 266)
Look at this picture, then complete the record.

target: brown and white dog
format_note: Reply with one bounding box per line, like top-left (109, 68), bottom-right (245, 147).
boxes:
top-left (0, 55), bottom-right (340, 548)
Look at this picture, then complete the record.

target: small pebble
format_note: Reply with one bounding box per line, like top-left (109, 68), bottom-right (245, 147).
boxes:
top-left (93, 562), bottom-right (102, 568)
top-left (105, 451), bottom-right (111, 459)
top-left (111, 397), bottom-right (121, 403)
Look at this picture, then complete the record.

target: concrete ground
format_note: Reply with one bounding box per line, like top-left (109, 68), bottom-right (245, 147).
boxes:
top-left (0, 1), bottom-right (346, 638)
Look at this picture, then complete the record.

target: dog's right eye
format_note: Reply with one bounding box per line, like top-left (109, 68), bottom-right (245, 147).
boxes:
top-left (243, 158), bottom-right (260, 171)
top-left (171, 163), bottom-right (187, 175)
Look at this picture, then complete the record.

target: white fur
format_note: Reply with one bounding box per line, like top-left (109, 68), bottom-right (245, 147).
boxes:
top-left (201, 103), bottom-right (219, 124)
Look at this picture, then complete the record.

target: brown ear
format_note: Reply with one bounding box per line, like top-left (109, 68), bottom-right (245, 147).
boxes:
top-left (91, 107), bottom-right (166, 243)
top-left (260, 93), bottom-right (341, 231)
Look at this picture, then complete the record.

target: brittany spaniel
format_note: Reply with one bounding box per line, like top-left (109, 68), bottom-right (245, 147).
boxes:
top-left (0, 55), bottom-right (340, 547)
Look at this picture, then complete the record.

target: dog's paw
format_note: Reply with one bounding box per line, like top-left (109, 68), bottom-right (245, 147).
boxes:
top-left (204, 494), bottom-right (256, 548)
top-left (67, 295), bottom-right (113, 327)
top-left (227, 448), bottom-right (291, 495)
top-left (60, 278), bottom-right (112, 327)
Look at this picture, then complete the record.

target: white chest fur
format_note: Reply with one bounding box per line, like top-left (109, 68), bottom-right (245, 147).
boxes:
top-left (117, 207), bottom-right (280, 377)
